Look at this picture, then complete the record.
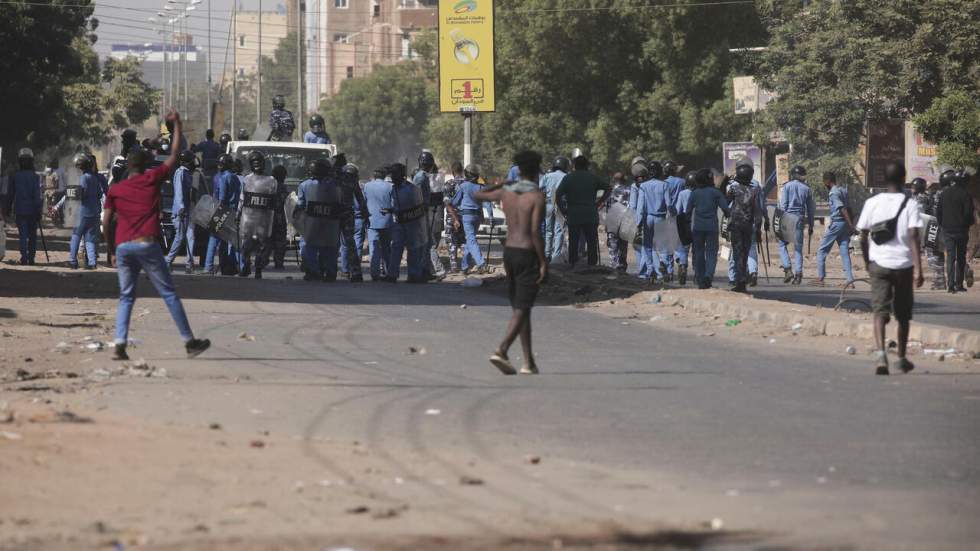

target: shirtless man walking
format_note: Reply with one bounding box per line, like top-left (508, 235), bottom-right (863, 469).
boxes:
top-left (475, 151), bottom-right (548, 375)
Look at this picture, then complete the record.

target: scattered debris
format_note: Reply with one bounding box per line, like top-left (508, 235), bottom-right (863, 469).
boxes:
top-left (461, 277), bottom-right (483, 288)
top-left (725, 319), bottom-right (741, 327)
top-left (372, 505), bottom-right (407, 519)
top-left (407, 346), bottom-right (427, 356)
top-left (425, 409), bottom-right (441, 416)
top-left (85, 342), bottom-right (104, 352)
top-left (887, 339), bottom-right (897, 349)
top-left (525, 455), bottom-right (541, 465)
top-left (698, 332), bottom-right (716, 337)
top-left (923, 348), bottom-right (958, 356)
top-left (250, 440), bottom-right (265, 448)
top-left (345, 506), bottom-right (370, 515)
top-left (790, 323), bottom-right (803, 332)
top-left (769, 339), bottom-right (777, 344)
top-left (459, 475), bottom-right (484, 486)
top-left (573, 285), bottom-right (594, 296)
top-left (707, 517), bottom-right (724, 530)
top-left (846, 346), bottom-right (857, 355)
top-left (237, 332), bottom-right (256, 342)
top-left (460, 304), bottom-right (467, 310)
top-left (53, 410), bottom-right (94, 423)
top-left (209, 423), bottom-right (223, 430)
top-left (1, 430), bottom-right (22, 440)
top-left (649, 316), bottom-right (664, 322)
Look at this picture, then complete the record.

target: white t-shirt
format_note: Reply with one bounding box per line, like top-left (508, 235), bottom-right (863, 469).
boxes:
top-left (856, 192), bottom-right (924, 270)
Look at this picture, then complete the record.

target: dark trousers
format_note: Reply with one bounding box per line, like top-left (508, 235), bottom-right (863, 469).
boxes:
top-left (16, 214), bottom-right (38, 262)
top-left (943, 232), bottom-right (969, 290)
top-left (730, 226), bottom-right (754, 286)
top-left (568, 223), bottom-right (599, 266)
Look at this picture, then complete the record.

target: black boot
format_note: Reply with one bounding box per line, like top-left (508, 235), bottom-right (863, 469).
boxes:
top-left (678, 265), bottom-right (687, 286)
top-left (749, 272), bottom-right (758, 287)
top-left (783, 267), bottom-right (793, 283)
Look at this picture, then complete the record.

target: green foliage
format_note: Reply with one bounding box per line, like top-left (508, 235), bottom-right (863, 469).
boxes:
top-left (320, 63), bottom-right (430, 174)
top-left (914, 90), bottom-right (980, 169)
top-left (754, 0), bottom-right (980, 175)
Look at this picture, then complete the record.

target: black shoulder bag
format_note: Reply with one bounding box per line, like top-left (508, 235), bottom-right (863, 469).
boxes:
top-left (870, 195), bottom-right (910, 245)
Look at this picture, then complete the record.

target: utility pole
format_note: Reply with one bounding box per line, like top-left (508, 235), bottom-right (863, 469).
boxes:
top-left (257, 0), bottom-right (262, 130)
top-left (231, 1), bottom-right (237, 135)
top-left (296, 0), bottom-right (303, 137)
top-left (206, 0), bottom-right (212, 128)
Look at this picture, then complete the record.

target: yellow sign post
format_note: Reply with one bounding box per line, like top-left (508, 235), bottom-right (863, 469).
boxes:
top-left (438, 0), bottom-right (496, 113)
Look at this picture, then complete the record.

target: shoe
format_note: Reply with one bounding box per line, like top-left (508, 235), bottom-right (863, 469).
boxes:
top-left (19, 258), bottom-right (28, 266)
top-left (323, 275), bottom-right (337, 283)
top-left (303, 272), bottom-right (317, 281)
top-left (732, 283), bottom-right (747, 293)
top-left (966, 268), bottom-right (974, 288)
top-left (28, 259), bottom-right (35, 266)
top-left (896, 358), bottom-right (915, 374)
top-left (382, 276), bottom-right (398, 283)
top-left (749, 273), bottom-right (758, 287)
top-left (793, 273), bottom-right (803, 285)
top-left (678, 266), bottom-right (688, 286)
top-left (783, 268), bottom-right (793, 283)
top-left (956, 285), bottom-right (967, 293)
top-left (519, 365), bottom-right (539, 375)
top-left (406, 277), bottom-right (427, 284)
top-left (185, 266), bottom-right (194, 275)
top-left (112, 343), bottom-right (129, 361)
top-left (84, 265), bottom-right (96, 271)
top-left (947, 287), bottom-right (957, 294)
top-left (489, 353), bottom-right (517, 375)
top-left (350, 274), bottom-right (364, 283)
top-left (338, 271), bottom-right (350, 280)
top-left (239, 268), bottom-right (251, 278)
top-left (254, 268), bottom-right (262, 279)
top-left (185, 338), bottom-right (211, 358)
top-left (874, 351), bottom-right (889, 375)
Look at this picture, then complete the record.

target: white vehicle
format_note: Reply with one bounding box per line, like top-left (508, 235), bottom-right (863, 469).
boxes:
top-left (227, 141), bottom-right (337, 193)
top-left (477, 202), bottom-right (508, 246)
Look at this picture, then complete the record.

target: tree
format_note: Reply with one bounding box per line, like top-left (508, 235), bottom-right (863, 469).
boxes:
top-left (914, 91), bottom-right (980, 170)
top-left (320, 63), bottom-right (430, 173)
top-left (754, 0), bottom-right (980, 178)
top-left (424, 0), bottom-right (764, 176)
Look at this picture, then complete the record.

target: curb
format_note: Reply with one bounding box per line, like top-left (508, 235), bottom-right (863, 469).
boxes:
top-left (672, 294), bottom-right (980, 355)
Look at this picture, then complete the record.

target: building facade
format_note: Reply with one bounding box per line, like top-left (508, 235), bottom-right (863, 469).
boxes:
top-left (304, 0), bottom-right (437, 107)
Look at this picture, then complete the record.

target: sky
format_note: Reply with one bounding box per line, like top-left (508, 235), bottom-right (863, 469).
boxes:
top-left (94, 0), bottom-right (288, 81)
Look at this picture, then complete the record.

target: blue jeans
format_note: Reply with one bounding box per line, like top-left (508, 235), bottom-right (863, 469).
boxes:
top-left (778, 222), bottom-right (805, 274)
top-left (114, 241), bottom-right (194, 345)
top-left (165, 212), bottom-right (196, 269)
top-left (817, 221), bottom-right (854, 281)
top-left (70, 216), bottom-right (100, 267)
top-left (691, 230), bottom-right (720, 286)
top-left (303, 243), bottom-right (338, 278)
top-left (368, 227), bottom-right (392, 279)
top-left (676, 243), bottom-right (690, 268)
top-left (634, 242), bottom-right (651, 279)
top-left (204, 236), bottom-right (238, 272)
top-left (642, 215), bottom-right (668, 278)
top-left (727, 234), bottom-right (758, 282)
top-left (460, 213), bottom-right (485, 271)
top-left (544, 204), bottom-right (564, 262)
top-left (390, 222), bottom-right (424, 280)
top-left (16, 214), bottom-right (38, 262)
top-left (340, 217), bottom-right (366, 274)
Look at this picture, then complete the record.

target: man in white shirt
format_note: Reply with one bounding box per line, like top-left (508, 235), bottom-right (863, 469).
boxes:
top-left (856, 161), bottom-right (924, 376)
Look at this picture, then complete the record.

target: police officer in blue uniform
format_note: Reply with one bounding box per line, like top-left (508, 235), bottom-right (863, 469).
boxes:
top-left (726, 160), bottom-right (767, 287)
top-left (663, 160), bottom-right (685, 278)
top-left (68, 153), bottom-right (104, 270)
top-left (604, 172), bottom-right (631, 271)
top-left (778, 165), bottom-right (816, 284)
top-left (268, 95), bottom-right (296, 142)
top-left (296, 159), bottom-right (342, 281)
top-left (674, 171), bottom-right (695, 285)
top-left (389, 163), bottom-right (428, 283)
top-left (539, 157), bottom-right (569, 263)
top-left (363, 166), bottom-right (394, 281)
top-left (12, 148), bottom-right (43, 265)
top-left (193, 129), bottom-right (222, 178)
top-left (448, 164), bottom-right (488, 274)
top-left (335, 154), bottom-right (368, 282)
top-left (304, 115), bottom-right (332, 144)
top-left (628, 158), bottom-right (651, 280)
top-left (165, 150), bottom-right (198, 274)
top-left (815, 171), bottom-right (855, 286)
top-left (204, 154), bottom-right (240, 275)
top-left (637, 160), bottom-right (670, 282)
top-left (413, 150), bottom-right (445, 280)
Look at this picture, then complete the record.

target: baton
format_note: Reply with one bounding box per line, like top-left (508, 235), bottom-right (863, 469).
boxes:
top-left (37, 216), bottom-right (50, 263)
top-left (757, 236), bottom-right (769, 283)
top-left (807, 226), bottom-right (812, 256)
top-left (484, 206), bottom-right (495, 266)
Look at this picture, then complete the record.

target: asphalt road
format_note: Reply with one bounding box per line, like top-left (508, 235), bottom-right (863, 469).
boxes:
top-left (70, 270), bottom-right (980, 550)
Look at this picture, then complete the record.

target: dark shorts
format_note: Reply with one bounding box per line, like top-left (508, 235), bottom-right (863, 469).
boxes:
top-left (504, 247), bottom-right (541, 310)
top-left (868, 262), bottom-right (914, 322)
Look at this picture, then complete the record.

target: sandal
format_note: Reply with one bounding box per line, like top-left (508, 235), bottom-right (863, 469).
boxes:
top-left (489, 353), bottom-right (517, 375)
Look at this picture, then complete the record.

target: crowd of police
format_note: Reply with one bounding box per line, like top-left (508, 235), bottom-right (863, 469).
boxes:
top-left (1, 92), bottom-right (974, 295)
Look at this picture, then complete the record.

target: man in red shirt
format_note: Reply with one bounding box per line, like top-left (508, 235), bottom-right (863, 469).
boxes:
top-left (102, 110), bottom-right (210, 361)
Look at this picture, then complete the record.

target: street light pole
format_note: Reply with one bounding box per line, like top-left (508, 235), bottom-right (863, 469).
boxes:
top-left (257, 0), bottom-right (262, 131)
top-left (231, 1), bottom-right (237, 134)
top-left (207, 0), bottom-right (212, 128)
top-left (296, 0), bottom-right (303, 137)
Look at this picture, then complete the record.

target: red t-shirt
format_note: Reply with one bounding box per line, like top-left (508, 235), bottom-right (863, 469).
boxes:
top-left (105, 164), bottom-right (172, 245)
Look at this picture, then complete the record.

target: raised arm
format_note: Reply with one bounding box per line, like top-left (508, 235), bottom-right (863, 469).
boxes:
top-left (162, 110), bottom-right (182, 173)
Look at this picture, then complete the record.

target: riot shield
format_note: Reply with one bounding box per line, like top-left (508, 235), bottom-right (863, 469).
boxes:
top-left (191, 194), bottom-right (239, 244)
top-left (653, 216), bottom-right (680, 253)
top-left (769, 206), bottom-right (800, 243)
top-left (921, 213), bottom-right (942, 254)
top-left (603, 201), bottom-right (640, 244)
top-left (63, 166), bottom-right (84, 228)
top-left (285, 191), bottom-right (301, 242)
top-left (238, 174), bottom-right (277, 243)
top-left (299, 183), bottom-right (342, 248)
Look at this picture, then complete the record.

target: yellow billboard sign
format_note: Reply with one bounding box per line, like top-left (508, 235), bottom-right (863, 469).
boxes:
top-left (438, 0), bottom-right (496, 113)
